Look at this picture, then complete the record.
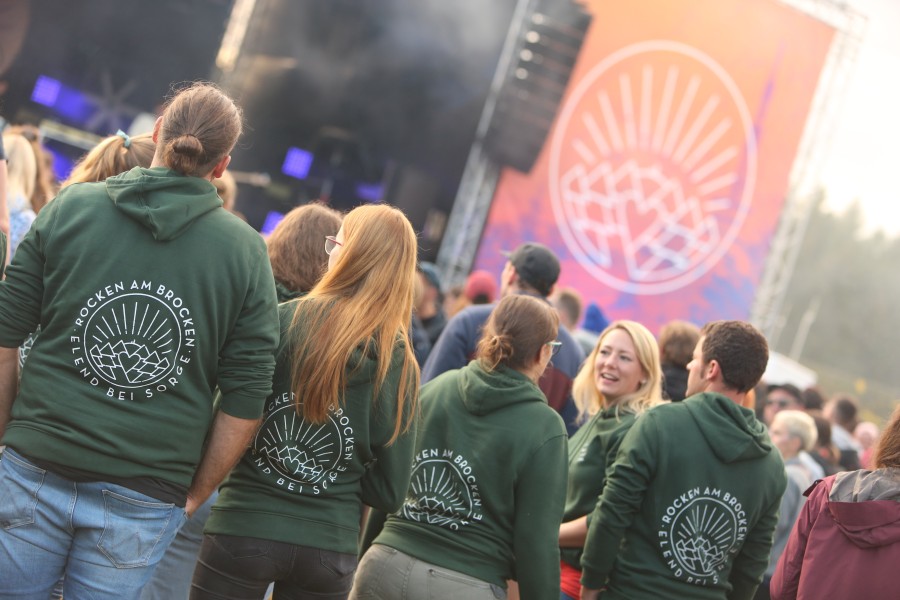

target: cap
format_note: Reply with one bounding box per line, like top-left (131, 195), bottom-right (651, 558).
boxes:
top-left (502, 242), bottom-right (560, 297)
top-left (464, 270), bottom-right (497, 303)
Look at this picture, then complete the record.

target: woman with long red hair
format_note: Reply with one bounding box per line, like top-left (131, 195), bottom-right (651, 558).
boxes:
top-left (193, 204), bottom-right (420, 600)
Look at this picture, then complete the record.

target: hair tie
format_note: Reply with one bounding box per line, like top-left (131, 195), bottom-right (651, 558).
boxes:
top-left (116, 129), bottom-right (131, 148)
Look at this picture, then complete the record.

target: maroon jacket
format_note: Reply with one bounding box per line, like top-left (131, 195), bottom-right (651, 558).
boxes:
top-left (770, 469), bottom-right (900, 600)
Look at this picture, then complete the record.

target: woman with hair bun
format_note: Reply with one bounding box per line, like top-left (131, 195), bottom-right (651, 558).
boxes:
top-left (352, 293), bottom-right (569, 600)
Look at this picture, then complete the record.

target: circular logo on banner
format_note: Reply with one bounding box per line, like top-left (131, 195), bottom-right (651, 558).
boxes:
top-left (254, 403), bottom-right (347, 485)
top-left (549, 40), bottom-right (757, 295)
top-left (403, 458), bottom-right (475, 530)
top-left (668, 496), bottom-right (739, 578)
top-left (83, 294), bottom-right (181, 388)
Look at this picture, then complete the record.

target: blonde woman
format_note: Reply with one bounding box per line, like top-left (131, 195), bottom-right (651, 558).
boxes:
top-left (195, 204), bottom-right (420, 600)
top-left (2, 132), bottom-right (36, 259)
top-left (558, 320), bottom-right (666, 599)
top-left (61, 130), bottom-right (155, 188)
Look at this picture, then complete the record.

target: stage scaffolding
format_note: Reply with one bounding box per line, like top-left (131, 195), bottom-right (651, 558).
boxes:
top-left (436, 0), bottom-right (867, 340)
top-left (750, 0), bottom-right (866, 344)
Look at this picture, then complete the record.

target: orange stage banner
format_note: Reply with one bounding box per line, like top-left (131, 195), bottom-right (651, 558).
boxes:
top-left (474, 0), bottom-right (835, 331)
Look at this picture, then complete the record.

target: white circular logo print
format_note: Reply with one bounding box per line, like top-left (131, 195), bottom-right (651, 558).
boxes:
top-left (403, 459), bottom-right (474, 529)
top-left (549, 40), bottom-right (757, 295)
top-left (255, 404), bottom-right (345, 485)
top-left (84, 293), bottom-right (181, 388)
top-left (668, 497), bottom-right (739, 577)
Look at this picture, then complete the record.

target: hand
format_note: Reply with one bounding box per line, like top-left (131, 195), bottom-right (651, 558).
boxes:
top-left (184, 493), bottom-right (199, 519)
top-left (580, 587), bottom-right (601, 600)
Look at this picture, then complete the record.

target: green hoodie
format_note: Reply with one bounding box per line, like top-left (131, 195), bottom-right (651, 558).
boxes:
top-left (204, 299), bottom-right (418, 555)
top-left (581, 392), bottom-right (786, 600)
top-left (560, 407), bottom-right (637, 569)
top-left (0, 167), bottom-right (279, 490)
top-left (368, 360), bottom-right (568, 600)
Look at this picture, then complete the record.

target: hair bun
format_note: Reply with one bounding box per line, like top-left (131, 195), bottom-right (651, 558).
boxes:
top-left (171, 134), bottom-right (203, 157)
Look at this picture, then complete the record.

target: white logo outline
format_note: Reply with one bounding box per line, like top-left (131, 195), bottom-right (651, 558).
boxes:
top-left (83, 292), bottom-right (181, 389)
top-left (402, 458), bottom-right (478, 530)
top-left (548, 40), bottom-right (758, 295)
top-left (253, 401), bottom-right (352, 487)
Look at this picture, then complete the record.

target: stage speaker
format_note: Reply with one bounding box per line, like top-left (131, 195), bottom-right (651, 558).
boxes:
top-left (484, 0), bottom-right (591, 173)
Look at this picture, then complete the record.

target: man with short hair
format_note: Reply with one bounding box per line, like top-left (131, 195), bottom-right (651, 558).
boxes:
top-left (423, 243), bottom-right (584, 433)
top-left (580, 321), bottom-right (786, 600)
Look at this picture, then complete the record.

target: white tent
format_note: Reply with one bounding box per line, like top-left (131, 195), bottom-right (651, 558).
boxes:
top-left (763, 351), bottom-right (818, 390)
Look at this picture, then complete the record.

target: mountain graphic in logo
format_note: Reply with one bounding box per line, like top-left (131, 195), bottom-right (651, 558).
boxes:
top-left (255, 404), bottom-right (343, 484)
top-left (83, 294), bottom-right (181, 388)
top-left (402, 459), bottom-right (472, 528)
top-left (90, 340), bottom-right (171, 385)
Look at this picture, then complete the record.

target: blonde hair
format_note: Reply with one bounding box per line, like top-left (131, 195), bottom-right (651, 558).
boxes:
top-left (290, 204), bottom-right (419, 443)
top-left (573, 320), bottom-right (665, 421)
top-left (772, 410), bottom-right (818, 453)
top-left (62, 133), bottom-right (155, 188)
top-left (3, 133), bottom-right (37, 205)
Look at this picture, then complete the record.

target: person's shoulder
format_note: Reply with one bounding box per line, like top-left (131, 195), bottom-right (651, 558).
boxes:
top-left (453, 303), bottom-right (494, 323)
top-left (441, 303), bottom-right (493, 338)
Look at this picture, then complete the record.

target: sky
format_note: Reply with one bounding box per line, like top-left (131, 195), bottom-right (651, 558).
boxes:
top-left (819, 0), bottom-right (900, 235)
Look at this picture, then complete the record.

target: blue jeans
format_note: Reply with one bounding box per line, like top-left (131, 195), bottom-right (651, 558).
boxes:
top-left (0, 448), bottom-right (186, 599)
top-left (140, 492), bottom-right (217, 600)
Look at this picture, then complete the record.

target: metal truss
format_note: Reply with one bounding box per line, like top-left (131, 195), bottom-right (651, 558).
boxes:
top-left (751, 0), bottom-right (867, 345)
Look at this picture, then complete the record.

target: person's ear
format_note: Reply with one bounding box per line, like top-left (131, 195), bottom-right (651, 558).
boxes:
top-left (706, 359), bottom-right (721, 382)
top-left (211, 155), bottom-right (231, 180)
top-left (151, 116), bottom-right (163, 144)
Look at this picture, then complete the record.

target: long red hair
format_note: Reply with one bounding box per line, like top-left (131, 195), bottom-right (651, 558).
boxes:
top-left (290, 204), bottom-right (419, 443)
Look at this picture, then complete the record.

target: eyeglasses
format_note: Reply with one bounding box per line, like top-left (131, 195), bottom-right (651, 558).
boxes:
top-left (546, 341), bottom-right (562, 357)
top-left (324, 235), bottom-right (343, 256)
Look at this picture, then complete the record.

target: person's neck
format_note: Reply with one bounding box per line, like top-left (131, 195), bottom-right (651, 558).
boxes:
top-left (705, 382), bottom-right (746, 407)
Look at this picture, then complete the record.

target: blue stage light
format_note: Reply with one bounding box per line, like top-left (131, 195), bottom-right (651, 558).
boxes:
top-left (355, 182), bottom-right (384, 203)
top-left (31, 76), bottom-right (62, 107)
top-left (260, 210), bottom-right (286, 235)
top-left (281, 147), bottom-right (314, 180)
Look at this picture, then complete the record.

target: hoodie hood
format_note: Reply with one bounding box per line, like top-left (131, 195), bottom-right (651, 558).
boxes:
top-left (106, 167), bottom-right (222, 241)
top-left (458, 360), bottom-right (545, 416)
top-left (826, 468), bottom-right (900, 548)
top-left (684, 392), bottom-right (773, 463)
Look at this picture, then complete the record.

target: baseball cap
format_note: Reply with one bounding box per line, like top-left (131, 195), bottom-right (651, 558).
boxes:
top-left (464, 270), bottom-right (497, 303)
top-left (502, 242), bottom-right (560, 297)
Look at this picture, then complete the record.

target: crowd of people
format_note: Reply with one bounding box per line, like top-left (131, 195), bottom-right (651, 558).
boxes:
top-left (0, 83), bottom-right (897, 600)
